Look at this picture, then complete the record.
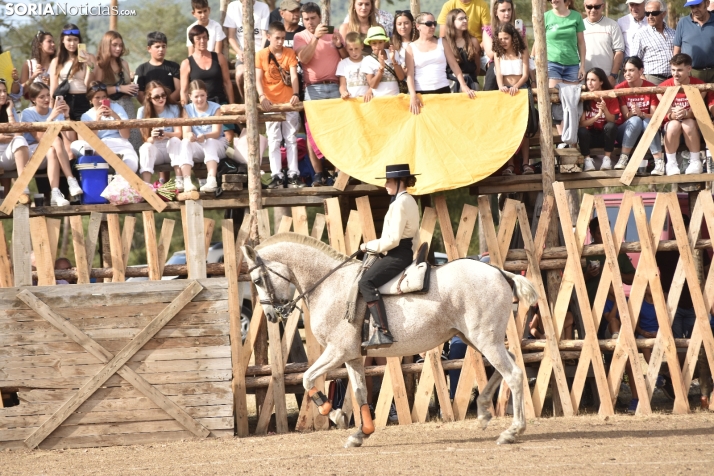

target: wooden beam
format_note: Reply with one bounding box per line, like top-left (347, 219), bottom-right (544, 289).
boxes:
top-left (12, 204), bottom-right (32, 286)
top-left (184, 200), bottom-right (207, 279)
top-left (157, 218), bottom-right (175, 278)
top-left (143, 211), bottom-right (160, 281)
top-left (29, 217), bottom-right (55, 286)
top-left (106, 214), bottom-right (125, 282)
top-left (0, 222), bottom-right (13, 287)
top-left (323, 197), bottom-right (346, 254)
top-left (84, 211), bottom-right (103, 270)
top-left (69, 216), bottom-right (90, 284)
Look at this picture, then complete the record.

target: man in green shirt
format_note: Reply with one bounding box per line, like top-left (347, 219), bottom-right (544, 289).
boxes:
top-left (584, 217), bottom-right (636, 306)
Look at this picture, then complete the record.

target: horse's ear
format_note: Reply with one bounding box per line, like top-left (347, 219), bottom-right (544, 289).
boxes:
top-left (241, 245), bottom-right (256, 263)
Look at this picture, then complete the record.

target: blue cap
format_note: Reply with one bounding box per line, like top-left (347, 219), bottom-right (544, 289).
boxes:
top-left (684, 0), bottom-right (703, 6)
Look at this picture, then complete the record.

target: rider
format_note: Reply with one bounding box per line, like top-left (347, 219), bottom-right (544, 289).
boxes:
top-left (359, 164), bottom-right (420, 349)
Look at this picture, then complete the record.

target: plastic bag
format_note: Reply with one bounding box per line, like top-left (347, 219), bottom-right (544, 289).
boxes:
top-left (100, 175), bottom-right (144, 205)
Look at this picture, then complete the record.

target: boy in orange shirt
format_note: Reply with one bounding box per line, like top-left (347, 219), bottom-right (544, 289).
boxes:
top-left (256, 22), bottom-right (303, 189)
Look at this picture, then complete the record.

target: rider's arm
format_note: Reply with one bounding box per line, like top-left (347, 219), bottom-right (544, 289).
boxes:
top-left (364, 198), bottom-right (408, 254)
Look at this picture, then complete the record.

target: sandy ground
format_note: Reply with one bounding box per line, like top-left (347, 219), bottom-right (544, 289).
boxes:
top-left (2, 411), bottom-right (714, 475)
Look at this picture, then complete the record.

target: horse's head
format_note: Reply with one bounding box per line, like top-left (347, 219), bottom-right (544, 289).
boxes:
top-left (241, 244), bottom-right (295, 323)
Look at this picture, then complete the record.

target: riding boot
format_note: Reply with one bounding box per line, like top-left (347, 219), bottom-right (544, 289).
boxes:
top-left (362, 297), bottom-right (395, 349)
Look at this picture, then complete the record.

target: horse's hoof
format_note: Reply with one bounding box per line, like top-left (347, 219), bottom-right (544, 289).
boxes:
top-left (496, 432), bottom-right (516, 445)
top-left (344, 435), bottom-right (363, 448)
top-left (477, 414), bottom-right (492, 430)
top-left (329, 409), bottom-right (349, 430)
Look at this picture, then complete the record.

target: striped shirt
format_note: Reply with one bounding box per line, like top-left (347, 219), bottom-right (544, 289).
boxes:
top-left (631, 25), bottom-right (675, 76)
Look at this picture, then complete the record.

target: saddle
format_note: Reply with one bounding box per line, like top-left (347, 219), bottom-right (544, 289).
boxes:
top-left (377, 242), bottom-right (431, 295)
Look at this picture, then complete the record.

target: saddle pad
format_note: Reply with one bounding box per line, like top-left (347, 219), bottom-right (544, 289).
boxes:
top-left (378, 261), bottom-right (428, 295)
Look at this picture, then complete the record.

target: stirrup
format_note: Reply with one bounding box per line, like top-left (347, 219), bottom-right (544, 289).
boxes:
top-left (362, 329), bottom-right (395, 350)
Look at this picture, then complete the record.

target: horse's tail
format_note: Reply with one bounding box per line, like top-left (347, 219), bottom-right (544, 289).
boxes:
top-left (498, 269), bottom-right (539, 307)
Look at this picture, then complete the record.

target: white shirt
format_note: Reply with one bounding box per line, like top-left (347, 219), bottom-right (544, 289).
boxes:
top-left (584, 16), bottom-right (625, 75)
top-left (336, 57), bottom-right (369, 98)
top-left (187, 19), bottom-right (227, 50)
top-left (361, 54), bottom-right (401, 97)
top-left (223, 0), bottom-right (270, 52)
top-left (617, 13), bottom-right (648, 57)
top-left (365, 192), bottom-right (420, 254)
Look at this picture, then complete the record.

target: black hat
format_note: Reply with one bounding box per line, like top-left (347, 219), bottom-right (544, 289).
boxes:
top-left (375, 164), bottom-right (420, 179)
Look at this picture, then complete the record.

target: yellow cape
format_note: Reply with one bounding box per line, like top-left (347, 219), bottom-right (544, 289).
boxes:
top-left (304, 91), bottom-right (529, 195)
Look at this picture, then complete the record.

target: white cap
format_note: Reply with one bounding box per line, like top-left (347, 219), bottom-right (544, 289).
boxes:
top-left (626, 0), bottom-right (645, 4)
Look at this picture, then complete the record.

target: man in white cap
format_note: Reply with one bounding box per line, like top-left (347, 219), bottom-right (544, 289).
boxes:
top-left (618, 0), bottom-right (647, 58)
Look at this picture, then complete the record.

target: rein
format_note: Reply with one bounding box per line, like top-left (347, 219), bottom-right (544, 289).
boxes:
top-left (249, 249), bottom-right (361, 319)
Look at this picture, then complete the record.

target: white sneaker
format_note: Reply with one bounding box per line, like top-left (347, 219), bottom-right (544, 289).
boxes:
top-left (183, 178), bottom-right (197, 193)
top-left (600, 157), bottom-right (613, 170)
top-left (557, 143), bottom-right (569, 149)
top-left (651, 159), bottom-right (665, 176)
top-left (200, 176), bottom-right (218, 193)
top-left (50, 188), bottom-right (70, 207)
top-left (583, 157), bottom-right (595, 172)
top-left (666, 162), bottom-right (681, 176)
top-left (685, 158), bottom-right (703, 175)
top-left (175, 175), bottom-right (184, 191)
top-left (388, 403), bottom-right (398, 422)
top-left (614, 154), bottom-right (629, 170)
top-left (67, 176), bottom-right (83, 196)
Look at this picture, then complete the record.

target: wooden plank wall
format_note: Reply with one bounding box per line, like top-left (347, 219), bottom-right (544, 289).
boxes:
top-left (0, 280), bottom-right (234, 449)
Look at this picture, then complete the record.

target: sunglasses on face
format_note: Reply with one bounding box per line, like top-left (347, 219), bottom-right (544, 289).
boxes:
top-left (151, 94), bottom-right (167, 100)
top-left (0, 78), bottom-right (6, 84)
top-left (645, 10), bottom-right (663, 16)
top-left (90, 83), bottom-right (107, 92)
top-left (585, 4), bottom-right (603, 9)
top-left (62, 29), bottom-right (80, 35)
top-left (395, 10), bottom-right (411, 14)
top-left (419, 21), bottom-right (437, 27)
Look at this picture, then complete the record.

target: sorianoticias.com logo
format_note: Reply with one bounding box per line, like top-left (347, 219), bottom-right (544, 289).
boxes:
top-left (4, 3), bottom-right (137, 16)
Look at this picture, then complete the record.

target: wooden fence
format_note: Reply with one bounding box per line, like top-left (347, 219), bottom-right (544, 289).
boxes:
top-left (1, 187), bottom-right (714, 448)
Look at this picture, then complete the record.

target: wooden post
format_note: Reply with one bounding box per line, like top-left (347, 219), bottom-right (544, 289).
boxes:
top-left (243, 0), bottom-right (262, 242)
top-left (184, 200), bottom-right (207, 279)
top-left (410, 0), bottom-right (421, 15)
top-left (109, 0), bottom-right (118, 31)
top-left (320, 0), bottom-right (331, 24)
top-left (0, 223), bottom-right (13, 287)
top-left (12, 204), bottom-right (32, 287)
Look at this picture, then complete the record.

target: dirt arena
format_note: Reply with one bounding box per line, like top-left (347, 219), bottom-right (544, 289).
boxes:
top-left (2, 412), bottom-right (713, 475)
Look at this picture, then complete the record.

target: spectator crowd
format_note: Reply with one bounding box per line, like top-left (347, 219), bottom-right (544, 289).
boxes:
top-left (1, 0), bottom-right (714, 199)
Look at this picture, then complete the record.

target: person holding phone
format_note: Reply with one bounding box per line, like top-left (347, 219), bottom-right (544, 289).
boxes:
top-left (578, 68), bottom-right (622, 172)
top-left (137, 81), bottom-right (183, 184)
top-left (70, 82), bottom-right (139, 172)
top-left (20, 83), bottom-right (83, 206)
top-left (20, 31), bottom-right (56, 93)
top-left (95, 31), bottom-right (141, 151)
top-left (49, 24), bottom-right (96, 120)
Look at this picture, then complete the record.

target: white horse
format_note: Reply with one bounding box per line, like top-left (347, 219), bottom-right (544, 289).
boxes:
top-left (242, 233), bottom-right (538, 448)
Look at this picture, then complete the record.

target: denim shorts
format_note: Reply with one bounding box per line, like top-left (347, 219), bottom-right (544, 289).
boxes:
top-left (547, 61), bottom-right (579, 82)
top-left (304, 83), bottom-right (340, 101)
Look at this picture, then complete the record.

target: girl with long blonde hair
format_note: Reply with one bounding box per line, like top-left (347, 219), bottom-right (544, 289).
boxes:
top-left (339, 0), bottom-right (378, 54)
top-left (444, 9), bottom-right (481, 91)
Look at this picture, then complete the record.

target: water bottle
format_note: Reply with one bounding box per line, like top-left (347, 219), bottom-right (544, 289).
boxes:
top-left (132, 74), bottom-right (139, 97)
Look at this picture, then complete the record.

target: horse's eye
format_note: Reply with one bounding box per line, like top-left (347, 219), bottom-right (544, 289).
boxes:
top-left (253, 278), bottom-right (262, 286)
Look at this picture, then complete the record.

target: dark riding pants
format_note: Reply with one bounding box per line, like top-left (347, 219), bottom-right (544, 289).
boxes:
top-left (358, 239), bottom-right (414, 302)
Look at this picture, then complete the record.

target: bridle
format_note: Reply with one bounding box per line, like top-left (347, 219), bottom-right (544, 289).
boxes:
top-left (248, 249), bottom-right (361, 320)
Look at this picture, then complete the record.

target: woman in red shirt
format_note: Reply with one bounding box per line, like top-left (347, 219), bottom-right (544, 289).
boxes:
top-left (613, 57), bottom-right (663, 176)
top-left (578, 68), bottom-right (621, 172)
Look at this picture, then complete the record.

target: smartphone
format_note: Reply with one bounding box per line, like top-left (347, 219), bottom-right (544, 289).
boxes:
top-left (515, 19), bottom-right (523, 32)
top-left (325, 25), bottom-right (335, 34)
top-left (101, 99), bottom-right (110, 108)
top-left (77, 43), bottom-right (87, 62)
top-left (55, 95), bottom-right (64, 103)
top-left (158, 129), bottom-right (164, 137)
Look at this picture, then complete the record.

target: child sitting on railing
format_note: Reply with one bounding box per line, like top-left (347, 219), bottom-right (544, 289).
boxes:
top-left (70, 82), bottom-right (139, 173)
top-left (21, 82), bottom-right (83, 206)
top-left (179, 79), bottom-right (226, 193)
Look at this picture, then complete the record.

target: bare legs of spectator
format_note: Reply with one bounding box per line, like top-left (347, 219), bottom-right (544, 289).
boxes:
top-left (504, 136), bottom-right (532, 174)
top-left (235, 64), bottom-right (245, 102)
top-left (664, 119), bottom-right (702, 175)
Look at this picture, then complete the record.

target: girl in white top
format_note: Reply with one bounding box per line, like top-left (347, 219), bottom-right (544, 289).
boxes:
top-left (20, 31), bottom-right (55, 93)
top-left (405, 12), bottom-right (475, 115)
top-left (0, 79), bottom-right (32, 197)
top-left (391, 11), bottom-right (417, 72)
top-left (21, 83), bottom-right (83, 206)
top-left (362, 27), bottom-right (405, 97)
top-left (493, 23), bottom-right (532, 176)
top-left (49, 24), bottom-right (96, 120)
top-left (137, 81), bottom-right (183, 183)
top-left (180, 80), bottom-right (227, 193)
top-left (70, 82), bottom-right (139, 173)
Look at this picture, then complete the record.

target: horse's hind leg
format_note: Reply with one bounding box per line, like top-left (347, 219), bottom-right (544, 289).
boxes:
top-left (479, 346), bottom-right (526, 445)
top-left (303, 345), bottom-right (349, 427)
top-left (476, 367), bottom-right (502, 430)
top-left (343, 357), bottom-right (376, 448)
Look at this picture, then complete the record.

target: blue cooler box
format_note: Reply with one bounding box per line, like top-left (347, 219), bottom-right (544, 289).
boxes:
top-left (76, 155), bottom-right (109, 204)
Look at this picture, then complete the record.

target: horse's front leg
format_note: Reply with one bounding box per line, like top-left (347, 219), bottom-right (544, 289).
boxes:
top-left (343, 357), bottom-right (375, 448)
top-left (303, 345), bottom-right (349, 428)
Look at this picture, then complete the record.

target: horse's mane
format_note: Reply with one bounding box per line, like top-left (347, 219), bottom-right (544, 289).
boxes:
top-left (255, 232), bottom-right (355, 263)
